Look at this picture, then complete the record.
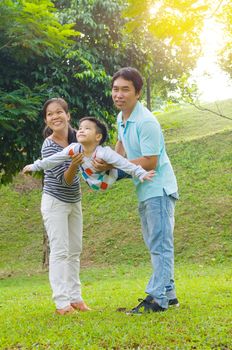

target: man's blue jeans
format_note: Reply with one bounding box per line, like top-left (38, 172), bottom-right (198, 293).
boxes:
top-left (138, 191), bottom-right (178, 309)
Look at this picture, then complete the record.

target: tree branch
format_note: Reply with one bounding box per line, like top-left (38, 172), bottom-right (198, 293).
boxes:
top-left (189, 101), bottom-right (232, 121)
top-left (0, 40), bottom-right (13, 51)
top-left (206, 0), bottom-right (225, 19)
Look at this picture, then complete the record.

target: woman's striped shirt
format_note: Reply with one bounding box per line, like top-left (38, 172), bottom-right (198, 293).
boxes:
top-left (41, 138), bottom-right (81, 203)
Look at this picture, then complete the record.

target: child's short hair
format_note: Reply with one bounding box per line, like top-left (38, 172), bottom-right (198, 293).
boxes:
top-left (79, 116), bottom-right (108, 145)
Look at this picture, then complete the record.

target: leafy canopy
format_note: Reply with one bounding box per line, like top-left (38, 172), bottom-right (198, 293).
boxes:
top-left (0, 0), bottom-right (78, 184)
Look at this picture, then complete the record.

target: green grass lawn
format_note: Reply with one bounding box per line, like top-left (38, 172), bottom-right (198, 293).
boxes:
top-left (1, 263), bottom-right (231, 349)
top-left (0, 101), bottom-right (232, 349)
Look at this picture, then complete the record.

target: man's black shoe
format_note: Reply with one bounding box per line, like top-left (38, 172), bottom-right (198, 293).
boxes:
top-left (168, 298), bottom-right (180, 307)
top-left (128, 295), bottom-right (166, 314)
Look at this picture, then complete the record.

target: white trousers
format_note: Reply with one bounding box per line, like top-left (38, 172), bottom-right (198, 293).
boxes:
top-left (41, 193), bottom-right (83, 309)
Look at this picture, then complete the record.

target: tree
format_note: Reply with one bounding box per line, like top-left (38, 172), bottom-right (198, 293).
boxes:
top-left (1, 0), bottom-right (214, 185)
top-left (0, 0), bottom-right (78, 184)
top-left (122, 0), bottom-right (209, 109)
top-left (1, 0), bottom-right (132, 186)
top-left (217, 1), bottom-right (232, 78)
top-left (52, 0), bottom-right (126, 122)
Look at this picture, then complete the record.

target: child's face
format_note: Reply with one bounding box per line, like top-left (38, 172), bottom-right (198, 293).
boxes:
top-left (76, 120), bottom-right (102, 145)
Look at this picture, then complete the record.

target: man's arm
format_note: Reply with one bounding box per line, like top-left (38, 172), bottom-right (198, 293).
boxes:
top-left (92, 141), bottom-right (157, 172)
top-left (92, 140), bottom-right (125, 171)
top-left (116, 139), bottom-right (157, 171)
top-left (100, 146), bottom-right (155, 181)
top-left (115, 140), bottom-right (126, 156)
top-left (129, 156), bottom-right (158, 171)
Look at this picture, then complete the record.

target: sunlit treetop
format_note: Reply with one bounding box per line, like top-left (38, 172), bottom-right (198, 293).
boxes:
top-left (123, 0), bottom-right (209, 45)
top-left (216, 0), bottom-right (232, 77)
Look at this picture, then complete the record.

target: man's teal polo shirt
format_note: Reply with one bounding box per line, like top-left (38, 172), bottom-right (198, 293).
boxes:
top-left (117, 101), bottom-right (178, 202)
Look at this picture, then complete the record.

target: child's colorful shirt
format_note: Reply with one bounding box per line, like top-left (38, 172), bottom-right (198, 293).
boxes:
top-left (31, 143), bottom-right (149, 191)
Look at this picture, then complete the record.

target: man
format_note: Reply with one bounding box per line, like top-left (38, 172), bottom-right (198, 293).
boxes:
top-left (95, 67), bottom-right (179, 313)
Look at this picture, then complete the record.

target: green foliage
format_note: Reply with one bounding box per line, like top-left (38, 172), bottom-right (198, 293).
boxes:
top-left (217, 1), bottom-right (232, 77)
top-left (124, 0), bottom-right (208, 43)
top-left (0, 0), bottom-right (77, 59)
top-left (1, 0), bottom-right (231, 187)
top-left (0, 0), bottom-right (80, 185)
top-left (53, 0), bottom-right (128, 124)
top-left (57, 0), bottom-right (126, 73)
top-left (0, 0), bottom-right (117, 185)
top-left (0, 85), bottom-right (47, 184)
top-left (122, 0), bottom-right (209, 105)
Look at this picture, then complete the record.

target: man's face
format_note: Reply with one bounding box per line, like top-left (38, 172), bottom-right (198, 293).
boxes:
top-left (112, 77), bottom-right (140, 116)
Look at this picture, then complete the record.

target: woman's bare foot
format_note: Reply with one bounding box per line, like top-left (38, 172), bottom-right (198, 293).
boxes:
top-left (56, 305), bottom-right (75, 315)
top-left (71, 301), bottom-right (91, 311)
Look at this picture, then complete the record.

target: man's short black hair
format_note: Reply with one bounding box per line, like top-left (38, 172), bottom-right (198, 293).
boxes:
top-left (79, 116), bottom-right (108, 145)
top-left (112, 67), bottom-right (143, 93)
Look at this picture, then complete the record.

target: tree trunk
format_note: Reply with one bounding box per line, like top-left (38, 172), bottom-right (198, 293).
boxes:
top-left (42, 227), bottom-right (50, 269)
top-left (146, 77), bottom-right (151, 111)
top-left (41, 175), bottom-right (50, 270)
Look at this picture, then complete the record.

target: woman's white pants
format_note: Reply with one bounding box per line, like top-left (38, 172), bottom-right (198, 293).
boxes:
top-left (41, 193), bottom-right (83, 309)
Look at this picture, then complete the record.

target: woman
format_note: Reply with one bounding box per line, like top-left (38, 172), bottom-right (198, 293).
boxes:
top-left (40, 97), bottom-right (90, 315)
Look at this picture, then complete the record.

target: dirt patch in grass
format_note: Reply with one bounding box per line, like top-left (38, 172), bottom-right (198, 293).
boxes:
top-left (12, 173), bottom-right (42, 193)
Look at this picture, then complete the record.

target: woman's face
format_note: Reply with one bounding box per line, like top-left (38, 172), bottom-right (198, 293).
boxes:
top-left (45, 101), bottom-right (70, 132)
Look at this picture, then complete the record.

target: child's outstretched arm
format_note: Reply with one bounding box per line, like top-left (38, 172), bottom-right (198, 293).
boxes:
top-left (140, 170), bottom-right (155, 182)
top-left (22, 143), bottom-right (82, 173)
top-left (23, 164), bottom-right (34, 173)
top-left (97, 147), bottom-right (155, 182)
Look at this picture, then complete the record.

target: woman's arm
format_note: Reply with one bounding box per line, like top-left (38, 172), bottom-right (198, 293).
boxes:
top-left (64, 153), bottom-right (84, 185)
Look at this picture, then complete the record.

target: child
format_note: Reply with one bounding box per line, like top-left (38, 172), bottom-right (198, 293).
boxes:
top-left (23, 116), bottom-right (155, 190)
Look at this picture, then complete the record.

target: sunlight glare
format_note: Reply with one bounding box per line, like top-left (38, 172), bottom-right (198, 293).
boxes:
top-left (149, 1), bottom-right (163, 17)
top-left (193, 18), bottom-right (232, 102)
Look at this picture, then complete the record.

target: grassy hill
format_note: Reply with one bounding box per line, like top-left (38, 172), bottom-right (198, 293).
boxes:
top-left (0, 99), bottom-right (232, 277)
top-left (1, 100), bottom-right (232, 350)
top-left (158, 98), bottom-right (232, 142)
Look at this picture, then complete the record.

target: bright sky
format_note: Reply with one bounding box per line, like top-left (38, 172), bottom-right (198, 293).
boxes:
top-left (193, 18), bottom-right (232, 102)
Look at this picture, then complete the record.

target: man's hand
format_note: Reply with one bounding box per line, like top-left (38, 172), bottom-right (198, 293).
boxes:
top-left (91, 158), bottom-right (113, 172)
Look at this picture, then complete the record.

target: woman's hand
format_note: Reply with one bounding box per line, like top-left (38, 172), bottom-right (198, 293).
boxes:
top-left (71, 152), bottom-right (84, 168)
top-left (64, 153), bottom-right (84, 185)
